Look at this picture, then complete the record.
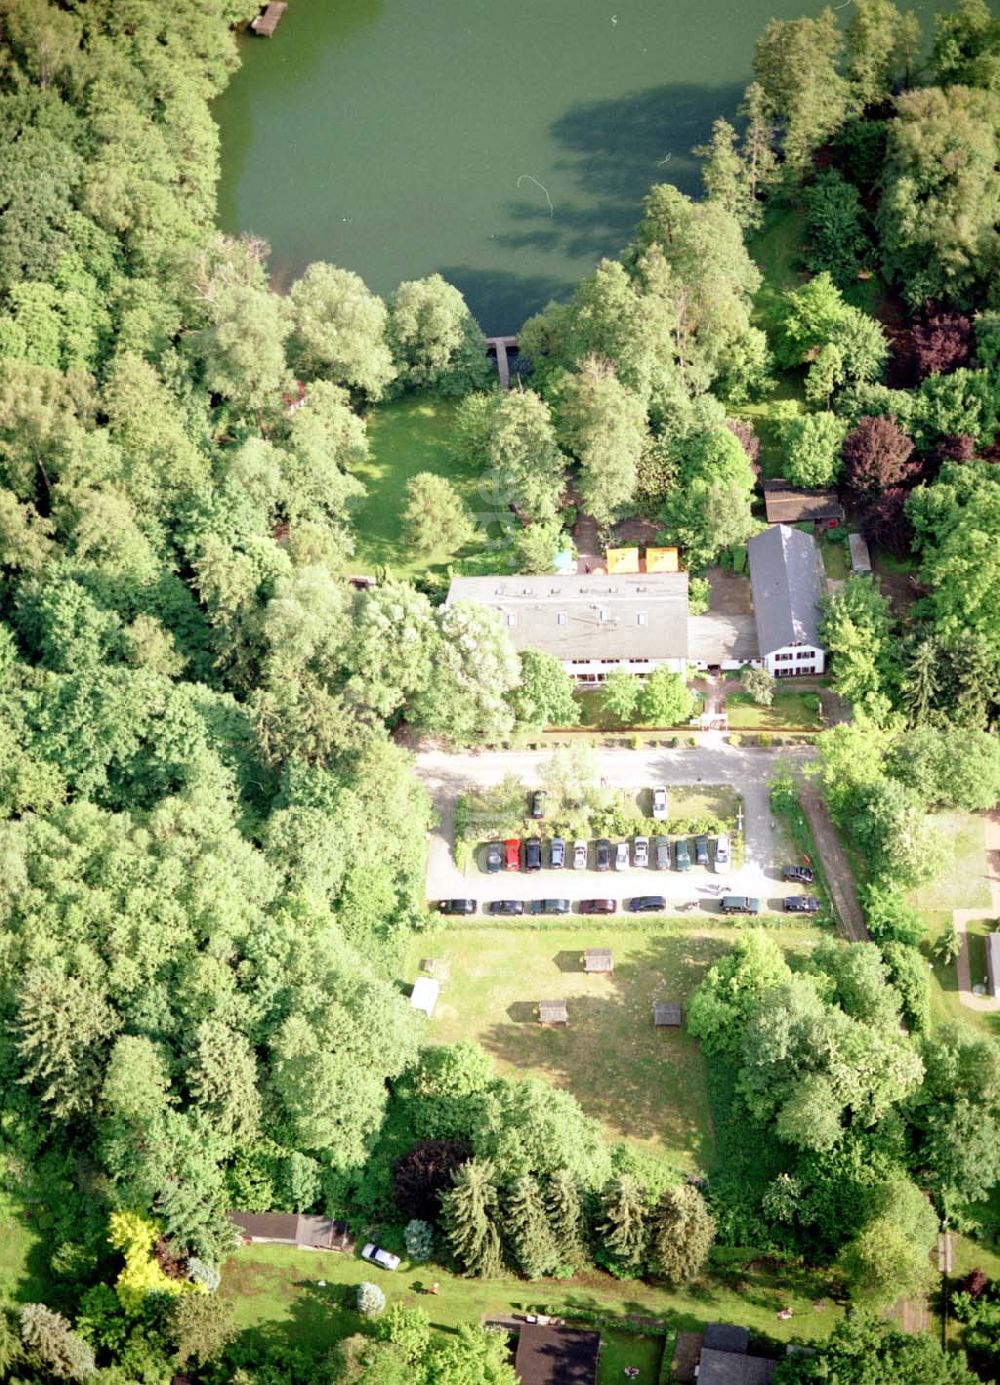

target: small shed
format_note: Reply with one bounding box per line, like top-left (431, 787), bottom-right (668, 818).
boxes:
top-left (646, 545), bottom-right (680, 572)
top-left (654, 1002), bottom-right (683, 1028)
top-left (762, 480), bottom-right (844, 528)
top-left (250, 2), bottom-right (287, 36)
top-left (410, 977), bottom-right (440, 1017)
top-left (606, 546), bottom-right (640, 574)
top-left (849, 532), bottom-right (872, 574)
top-left (538, 1000), bottom-right (568, 1026)
top-left (584, 948), bottom-right (613, 974)
top-left (705, 1323), bottom-right (750, 1355)
top-left (987, 933), bottom-right (1000, 999)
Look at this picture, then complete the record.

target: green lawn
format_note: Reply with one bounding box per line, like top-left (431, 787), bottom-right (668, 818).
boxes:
top-left (748, 204), bottom-right (808, 321)
top-left (219, 1240), bottom-right (841, 1363)
top-left (348, 397), bottom-right (488, 577)
top-left (819, 537), bottom-right (851, 581)
top-left (726, 691), bottom-right (821, 732)
top-left (402, 923), bottom-right (822, 1171)
top-left (912, 813), bottom-right (992, 914)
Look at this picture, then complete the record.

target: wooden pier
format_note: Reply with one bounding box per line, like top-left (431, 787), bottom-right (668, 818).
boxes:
top-left (250, 2), bottom-right (287, 36)
top-left (486, 335), bottom-right (517, 390)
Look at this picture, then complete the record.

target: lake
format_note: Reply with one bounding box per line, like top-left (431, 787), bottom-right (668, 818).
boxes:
top-left (216, 0), bottom-right (817, 334)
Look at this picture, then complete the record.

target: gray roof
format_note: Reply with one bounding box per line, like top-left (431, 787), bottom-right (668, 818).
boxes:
top-left (539, 1000), bottom-right (568, 1023)
top-left (698, 1348), bottom-right (776, 1385)
top-left (849, 533), bottom-right (872, 573)
top-left (687, 613), bottom-right (759, 665)
top-left (654, 1002), bottom-right (683, 1027)
top-left (445, 574), bottom-right (689, 663)
top-left (584, 948), bottom-right (613, 972)
top-left (987, 933), bottom-right (1000, 998)
top-left (747, 525), bottom-right (825, 656)
top-left (705, 1324), bottom-right (750, 1354)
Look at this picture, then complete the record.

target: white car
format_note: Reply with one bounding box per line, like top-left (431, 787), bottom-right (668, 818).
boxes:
top-left (615, 841), bottom-right (629, 871)
top-left (361, 1243), bottom-right (400, 1271)
top-left (652, 786), bottom-right (668, 820)
top-left (573, 840), bottom-right (588, 870)
top-left (633, 835), bottom-right (649, 867)
top-left (715, 835), bottom-right (730, 870)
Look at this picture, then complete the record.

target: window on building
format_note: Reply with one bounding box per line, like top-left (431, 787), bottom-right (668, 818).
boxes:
top-left (774, 652), bottom-right (794, 663)
top-left (598, 608), bottom-right (608, 622)
top-left (636, 611), bottom-right (648, 626)
top-left (556, 611), bottom-right (567, 625)
top-left (505, 612), bottom-right (516, 627)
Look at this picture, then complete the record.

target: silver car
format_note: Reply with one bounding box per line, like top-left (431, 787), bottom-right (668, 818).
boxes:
top-left (549, 836), bottom-right (565, 869)
top-left (615, 841), bottom-right (629, 871)
top-left (573, 840), bottom-right (588, 870)
top-left (715, 834), bottom-right (730, 869)
top-left (361, 1243), bottom-right (400, 1271)
top-left (633, 835), bottom-right (649, 867)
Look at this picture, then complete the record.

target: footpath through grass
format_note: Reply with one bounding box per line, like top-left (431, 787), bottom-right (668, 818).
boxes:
top-left (403, 922), bottom-right (823, 1171)
top-left (349, 397), bottom-right (485, 578)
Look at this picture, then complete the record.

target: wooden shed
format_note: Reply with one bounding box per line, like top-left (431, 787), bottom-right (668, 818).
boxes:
top-left (250, 2), bottom-right (287, 36)
top-left (584, 948), bottom-right (613, 974)
top-left (654, 1002), bottom-right (683, 1028)
top-left (538, 1000), bottom-right (568, 1026)
top-left (848, 532), bottom-right (872, 574)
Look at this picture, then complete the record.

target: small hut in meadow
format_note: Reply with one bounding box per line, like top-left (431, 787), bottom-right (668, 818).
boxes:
top-left (538, 1000), bottom-right (568, 1026)
top-left (584, 948), bottom-right (613, 975)
top-left (654, 1002), bottom-right (683, 1028)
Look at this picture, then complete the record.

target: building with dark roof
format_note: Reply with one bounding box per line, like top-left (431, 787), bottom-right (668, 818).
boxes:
top-left (654, 1002), bottom-right (683, 1027)
top-left (747, 525), bottom-right (826, 677)
top-left (698, 1324), bottom-right (776, 1385)
top-left (849, 532), bottom-right (872, 574)
top-left (445, 573), bottom-right (689, 687)
top-left (987, 932), bottom-right (1000, 999)
top-left (513, 1323), bottom-right (600, 1385)
top-left (762, 480), bottom-right (844, 528)
top-left (228, 1212), bottom-right (351, 1252)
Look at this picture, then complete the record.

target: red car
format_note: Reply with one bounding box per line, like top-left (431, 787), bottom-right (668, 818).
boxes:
top-left (504, 838), bottom-right (521, 871)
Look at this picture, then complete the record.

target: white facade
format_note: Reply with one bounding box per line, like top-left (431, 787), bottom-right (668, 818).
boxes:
top-left (563, 655), bottom-right (686, 687)
top-left (763, 644), bottom-right (825, 677)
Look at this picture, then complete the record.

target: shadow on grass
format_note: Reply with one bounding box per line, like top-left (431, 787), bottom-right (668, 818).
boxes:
top-left (554, 950), bottom-right (584, 973)
top-left (507, 1001), bottom-right (538, 1024)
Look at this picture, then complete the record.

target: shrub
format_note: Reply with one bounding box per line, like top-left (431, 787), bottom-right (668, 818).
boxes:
top-left (357, 1282), bottom-right (386, 1317)
top-left (186, 1258), bottom-right (220, 1293)
top-left (404, 1219), bottom-right (434, 1262)
top-left (728, 733), bottom-right (742, 747)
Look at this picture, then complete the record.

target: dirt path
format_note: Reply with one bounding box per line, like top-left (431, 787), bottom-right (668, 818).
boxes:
top-left (798, 783), bottom-right (870, 943)
top-left (954, 810), bottom-right (1000, 1013)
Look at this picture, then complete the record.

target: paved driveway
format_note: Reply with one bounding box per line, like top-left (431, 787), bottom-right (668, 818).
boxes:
top-left (416, 744), bottom-right (818, 915)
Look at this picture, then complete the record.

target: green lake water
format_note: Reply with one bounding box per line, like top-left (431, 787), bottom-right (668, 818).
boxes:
top-left (216, 0), bottom-right (820, 334)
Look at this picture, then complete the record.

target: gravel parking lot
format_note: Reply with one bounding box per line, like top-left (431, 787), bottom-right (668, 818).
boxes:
top-left (416, 744), bottom-right (818, 915)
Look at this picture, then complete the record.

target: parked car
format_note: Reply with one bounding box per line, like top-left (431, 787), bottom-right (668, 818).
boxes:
top-left (485, 841), bottom-right (503, 874)
top-left (573, 840), bottom-right (588, 870)
top-left (595, 838), bottom-right (613, 871)
top-left (579, 898), bottom-right (617, 915)
top-left (654, 836), bottom-right (671, 870)
top-left (721, 895), bottom-right (761, 915)
top-left (437, 899), bottom-right (476, 915)
top-left (629, 895), bottom-right (666, 913)
top-left (783, 864), bottom-right (814, 884)
top-left (488, 899), bottom-right (525, 916)
top-left (633, 835), bottom-right (649, 868)
top-left (361, 1243), bottom-right (400, 1271)
top-left (525, 837), bottom-right (543, 872)
top-left (651, 786), bottom-right (669, 820)
top-left (549, 836), bottom-right (566, 869)
top-left (615, 841), bottom-right (629, 871)
top-left (529, 789), bottom-right (546, 819)
top-left (504, 838), bottom-right (521, 871)
top-left (529, 898), bottom-right (572, 915)
top-left (693, 835), bottom-right (709, 867)
top-left (785, 895), bottom-right (819, 914)
top-left (674, 838), bottom-right (692, 871)
top-left (714, 835), bottom-right (730, 870)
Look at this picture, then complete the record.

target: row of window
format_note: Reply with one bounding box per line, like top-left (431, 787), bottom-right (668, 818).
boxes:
top-left (503, 610), bottom-right (650, 628)
top-left (773, 649), bottom-right (816, 664)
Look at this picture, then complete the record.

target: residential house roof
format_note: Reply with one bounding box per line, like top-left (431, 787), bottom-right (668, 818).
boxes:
top-left (687, 613), bottom-right (759, 665)
top-left (513, 1323), bottom-right (600, 1385)
top-left (762, 480), bottom-right (844, 525)
top-left (228, 1212), bottom-right (351, 1251)
top-left (747, 525), bottom-right (825, 656)
top-left (697, 1347), bottom-right (776, 1385)
top-left (704, 1324), bottom-right (751, 1354)
top-left (654, 1002), bottom-right (683, 1027)
top-left (584, 948), bottom-right (613, 973)
top-left (445, 574), bottom-right (689, 664)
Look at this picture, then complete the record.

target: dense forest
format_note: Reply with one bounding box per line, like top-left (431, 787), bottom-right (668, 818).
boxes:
top-left (0, 0), bottom-right (998, 1379)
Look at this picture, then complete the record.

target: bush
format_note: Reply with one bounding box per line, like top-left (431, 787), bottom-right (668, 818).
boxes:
top-left (404, 1219), bottom-right (434, 1262)
top-left (688, 576), bottom-right (711, 615)
top-left (357, 1282), bottom-right (386, 1317)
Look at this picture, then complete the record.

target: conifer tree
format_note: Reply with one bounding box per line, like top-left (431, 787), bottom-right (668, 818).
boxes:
top-left (440, 1158), bottom-right (505, 1278)
top-left (648, 1184), bottom-right (716, 1284)
top-left (597, 1176), bottom-right (648, 1274)
top-left (505, 1174), bottom-right (559, 1280)
top-left (544, 1170), bottom-right (586, 1269)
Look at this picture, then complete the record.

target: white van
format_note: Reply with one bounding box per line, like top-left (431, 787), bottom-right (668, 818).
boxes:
top-left (714, 835), bottom-right (730, 870)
